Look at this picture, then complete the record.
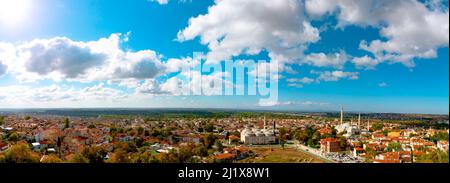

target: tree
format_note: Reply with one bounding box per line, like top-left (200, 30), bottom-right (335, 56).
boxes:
top-left (108, 149), bottom-right (130, 163)
top-left (372, 123), bottom-right (384, 131)
top-left (203, 133), bottom-right (216, 149)
top-left (364, 148), bottom-right (377, 162)
top-left (69, 153), bottom-right (89, 163)
top-left (24, 116), bottom-right (31, 120)
top-left (382, 130), bottom-right (389, 136)
top-left (416, 150), bottom-right (449, 163)
top-left (204, 123), bottom-right (214, 133)
top-left (0, 116), bottom-right (5, 126)
top-left (339, 136), bottom-right (347, 150)
top-left (131, 151), bottom-right (159, 163)
top-left (8, 132), bottom-right (20, 142)
top-left (137, 127), bottom-right (145, 136)
top-left (295, 130), bottom-right (308, 144)
top-left (214, 140), bottom-right (224, 152)
top-left (177, 145), bottom-right (195, 163)
top-left (157, 150), bottom-right (179, 163)
top-left (331, 128), bottom-right (337, 137)
top-left (279, 128), bottom-right (287, 141)
top-left (430, 133), bottom-right (449, 143)
top-left (56, 136), bottom-right (65, 157)
top-left (82, 146), bottom-right (107, 163)
top-left (64, 118), bottom-right (70, 129)
top-left (386, 142), bottom-right (401, 152)
top-left (134, 137), bottom-right (144, 148)
top-left (217, 127), bottom-right (224, 133)
top-left (0, 142), bottom-right (39, 163)
top-left (192, 145), bottom-right (208, 157)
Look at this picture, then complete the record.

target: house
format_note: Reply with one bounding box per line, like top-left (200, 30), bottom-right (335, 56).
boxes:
top-left (227, 135), bottom-right (240, 144)
top-left (181, 134), bottom-right (203, 144)
top-left (437, 141), bottom-right (449, 151)
top-left (353, 147), bottom-right (365, 157)
top-left (372, 134), bottom-right (387, 140)
top-left (0, 141), bottom-right (10, 152)
top-left (319, 128), bottom-right (333, 135)
top-left (32, 142), bottom-right (41, 151)
top-left (223, 146), bottom-right (252, 160)
top-left (374, 152), bottom-right (401, 163)
top-left (47, 148), bottom-right (56, 153)
top-left (211, 153), bottom-right (236, 163)
top-left (320, 138), bottom-right (340, 153)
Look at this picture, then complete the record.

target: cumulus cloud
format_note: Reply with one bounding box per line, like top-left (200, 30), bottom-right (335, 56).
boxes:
top-left (0, 61), bottom-right (7, 76)
top-left (19, 37), bottom-right (106, 78)
top-left (285, 70), bottom-right (358, 88)
top-left (352, 55), bottom-right (380, 70)
top-left (177, 0), bottom-right (320, 63)
top-left (286, 77), bottom-right (314, 88)
top-left (302, 51), bottom-right (348, 68)
top-left (305, 0), bottom-right (449, 67)
top-left (312, 70), bottom-right (359, 82)
top-left (1, 33), bottom-right (168, 83)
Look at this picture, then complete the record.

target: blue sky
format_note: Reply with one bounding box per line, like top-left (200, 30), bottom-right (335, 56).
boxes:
top-left (0, 0), bottom-right (448, 114)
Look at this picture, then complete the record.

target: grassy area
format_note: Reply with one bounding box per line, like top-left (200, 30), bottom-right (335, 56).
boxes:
top-left (238, 147), bottom-right (326, 163)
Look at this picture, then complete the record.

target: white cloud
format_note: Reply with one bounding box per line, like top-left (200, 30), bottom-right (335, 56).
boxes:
top-left (313, 70), bottom-right (359, 82)
top-left (0, 84), bottom-right (129, 108)
top-left (305, 0), bottom-right (338, 18)
top-left (0, 33), bottom-right (168, 83)
top-left (177, 0), bottom-right (320, 64)
top-left (378, 82), bottom-right (388, 87)
top-left (286, 77), bottom-right (314, 87)
top-left (287, 83), bottom-right (304, 88)
top-left (285, 70), bottom-right (358, 88)
top-left (149, 0), bottom-right (169, 5)
top-left (287, 77), bottom-right (315, 84)
top-left (302, 51), bottom-right (348, 68)
top-left (305, 0), bottom-right (449, 67)
top-left (19, 37), bottom-right (106, 78)
top-left (352, 55), bottom-right (380, 70)
top-left (0, 61), bottom-right (7, 76)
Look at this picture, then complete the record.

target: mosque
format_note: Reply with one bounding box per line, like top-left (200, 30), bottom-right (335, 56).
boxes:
top-left (335, 107), bottom-right (371, 137)
top-left (240, 117), bottom-right (277, 145)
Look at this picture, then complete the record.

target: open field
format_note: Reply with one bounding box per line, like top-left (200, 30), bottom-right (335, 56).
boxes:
top-left (238, 147), bottom-right (326, 163)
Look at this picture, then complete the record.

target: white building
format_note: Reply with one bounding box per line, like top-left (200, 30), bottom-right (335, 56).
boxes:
top-left (335, 108), bottom-right (362, 137)
top-left (240, 117), bottom-right (277, 145)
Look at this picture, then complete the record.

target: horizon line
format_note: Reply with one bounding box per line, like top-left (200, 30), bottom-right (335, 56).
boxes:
top-left (0, 107), bottom-right (448, 116)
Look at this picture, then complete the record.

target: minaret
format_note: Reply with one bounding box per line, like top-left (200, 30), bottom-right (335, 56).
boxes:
top-left (367, 118), bottom-right (370, 131)
top-left (358, 113), bottom-right (361, 127)
top-left (340, 107), bottom-right (344, 125)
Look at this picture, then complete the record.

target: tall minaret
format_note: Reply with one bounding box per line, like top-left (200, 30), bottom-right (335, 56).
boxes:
top-left (340, 107), bottom-right (344, 125)
top-left (367, 118), bottom-right (370, 131)
top-left (358, 113), bottom-right (361, 127)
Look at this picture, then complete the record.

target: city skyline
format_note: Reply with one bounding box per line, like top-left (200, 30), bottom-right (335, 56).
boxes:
top-left (0, 0), bottom-right (449, 114)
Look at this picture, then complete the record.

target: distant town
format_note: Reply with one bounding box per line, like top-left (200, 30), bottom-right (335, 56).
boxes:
top-left (0, 108), bottom-right (448, 163)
